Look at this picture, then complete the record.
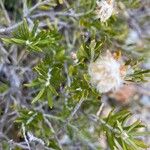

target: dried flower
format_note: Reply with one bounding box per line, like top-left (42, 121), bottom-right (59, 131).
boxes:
top-left (88, 51), bottom-right (125, 93)
top-left (70, 52), bottom-right (78, 63)
top-left (95, 0), bottom-right (114, 22)
top-left (70, 52), bottom-right (77, 60)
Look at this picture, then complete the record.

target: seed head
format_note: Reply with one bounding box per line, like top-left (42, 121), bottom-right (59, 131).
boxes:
top-left (88, 51), bottom-right (124, 93)
top-left (95, 0), bottom-right (114, 22)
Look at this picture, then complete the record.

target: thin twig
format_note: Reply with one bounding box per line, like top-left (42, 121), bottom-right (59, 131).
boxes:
top-left (0, 0), bottom-right (51, 33)
top-left (66, 98), bottom-right (85, 123)
top-left (90, 114), bottom-right (120, 134)
top-left (0, 0), bottom-right (11, 24)
top-left (0, 132), bottom-right (29, 149)
top-left (22, 123), bottom-right (31, 150)
top-left (43, 117), bottom-right (63, 150)
top-left (0, 21), bottom-right (23, 33)
top-left (96, 103), bottom-right (104, 117)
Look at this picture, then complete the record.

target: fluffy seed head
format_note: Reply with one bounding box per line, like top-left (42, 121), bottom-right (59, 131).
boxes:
top-left (95, 0), bottom-right (114, 22)
top-left (88, 51), bottom-right (124, 93)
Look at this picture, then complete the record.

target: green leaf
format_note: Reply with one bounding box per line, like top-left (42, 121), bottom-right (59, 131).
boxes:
top-left (127, 120), bottom-right (143, 133)
top-left (49, 85), bottom-right (58, 95)
top-left (1, 38), bottom-right (13, 43)
top-left (77, 44), bottom-right (89, 60)
top-left (24, 80), bottom-right (41, 87)
top-left (48, 139), bottom-right (62, 150)
top-left (121, 138), bottom-right (127, 150)
top-left (13, 19), bottom-right (30, 40)
top-left (106, 131), bottom-right (115, 150)
top-left (131, 131), bottom-right (150, 136)
top-left (47, 89), bottom-right (53, 108)
top-left (69, 65), bottom-right (76, 76)
top-left (32, 20), bottom-right (39, 36)
top-left (11, 38), bottom-right (26, 44)
top-left (22, 19), bottom-right (30, 39)
top-left (134, 69), bottom-right (150, 75)
top-left (32, 88), bottom-right (45, 103)
top-left (114, 139), bottom-right (123, 150)
top-left (55, 50), bottom-right (65, 61)
top-left (28, 45), bottom-right (42, 51)
top-left (126, 138), bottom-right (139, 150)
top-left (133, 139), bottom-right (149, 149)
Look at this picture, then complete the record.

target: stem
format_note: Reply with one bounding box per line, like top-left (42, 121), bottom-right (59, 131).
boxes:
top-left (0, 0), bottom-right (11, 24)
top-left (66, 98), bottom-right (85, 123)
top-left (22, 124), bottom-right (31, 150)
top-left (0, 0), bottom-right (51, 33)
top-left (90, 114), bottom-right (120, 134)
top-left (43, 117), bottom-right (63, 150)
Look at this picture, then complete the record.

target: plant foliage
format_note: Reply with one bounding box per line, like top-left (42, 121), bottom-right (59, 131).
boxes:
top-left (0, 0), bottom-right (149, 150)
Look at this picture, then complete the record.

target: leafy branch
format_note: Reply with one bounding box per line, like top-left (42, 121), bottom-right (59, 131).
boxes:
top-left (91, 110), bottom-right (150, 150)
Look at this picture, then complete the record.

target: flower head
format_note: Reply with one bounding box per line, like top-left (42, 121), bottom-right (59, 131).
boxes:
top-left (95, 0), bottom-right (114, 22)
top-left (70, 52), bottom-right (78, 63)
top-left (88, 51), bottom-right (125, 93)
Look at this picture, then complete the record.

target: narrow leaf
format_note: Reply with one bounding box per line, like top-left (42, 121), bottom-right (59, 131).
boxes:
top-left (47, 89), bottom-right (53, 108)
top-left (32, 88), bottom-right (45, 103)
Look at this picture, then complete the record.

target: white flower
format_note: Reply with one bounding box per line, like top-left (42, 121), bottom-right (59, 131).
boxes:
top-left (88, 51), bottom-right (123, 93)
top-left (95, 0), bottom-right (114, 22)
